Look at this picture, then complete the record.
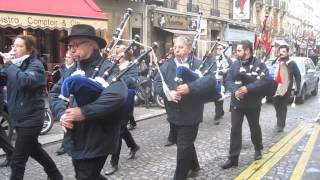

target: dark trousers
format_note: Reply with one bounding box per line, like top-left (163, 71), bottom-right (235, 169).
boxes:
top-left (172, 123), bottom-right (200, 180)
top-left (72, 156), bottom-right (108, 180)
top-left (111, 124), bottom-right (137, 166)
top-left (10, 126), bottom-right (60, 180)
top-left (0, 124), bottom-right (13, 160)
top-left (229, 106), bottom-right (263, 160)
top-left (214, 100), bottom-right (224, 118)
top-left (128, 111), bottom-right (136, 127)
top-left (167, 123), bottom-right (177, 143)
top-left (274, 93), bottom-right (290, 129)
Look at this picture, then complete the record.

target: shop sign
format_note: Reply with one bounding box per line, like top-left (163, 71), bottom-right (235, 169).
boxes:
top-left (153, 12), bottom-right (189, 30)
top-left (0, 12), bottom-right (108, 30)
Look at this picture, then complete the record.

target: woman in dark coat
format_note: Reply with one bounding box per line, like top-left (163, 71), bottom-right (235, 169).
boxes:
top-left (0, 35), bottom-right (62, 180)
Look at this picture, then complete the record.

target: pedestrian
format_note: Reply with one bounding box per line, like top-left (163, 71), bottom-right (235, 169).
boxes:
top-left (38, 54), bottom-right (49, 71)
top-left (222, 40), bottom-right (269, 169)
top-left (0, 86), bottom-right (14, 168)
top-left (273, 45), bottom-right (301, 132)
top-left (49, 24), bottom-right (127, 180)
top-left (210, 44), bottom-right (230, 125)
top-left (54, 50), bottom-right (75, 156)
top-left (104, 44), bottom-right (140, 175)
top-left (0, 34), bottom-right (63, 180)
top-left (155, 35), bottom-right (217, 179)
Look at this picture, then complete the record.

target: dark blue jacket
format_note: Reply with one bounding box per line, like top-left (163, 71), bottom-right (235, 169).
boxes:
top-left (0, 53), bottom-right (46, 128)
top-left (155, 56), bottom-right (216, 126)
top-left (49, 50), bottom-right (127, 160)
top-left (225, 57), bottom-right (270, 108)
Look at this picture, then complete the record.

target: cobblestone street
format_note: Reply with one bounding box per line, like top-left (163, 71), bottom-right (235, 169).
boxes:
top-left (0, 94), bottom-right (319, 180)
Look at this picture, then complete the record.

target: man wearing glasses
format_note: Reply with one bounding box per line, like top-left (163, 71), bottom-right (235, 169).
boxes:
top-left (49, 24), bottom-right (127, 180)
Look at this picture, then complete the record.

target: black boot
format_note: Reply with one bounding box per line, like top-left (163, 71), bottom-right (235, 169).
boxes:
top-left (104, 164), bottom-right (119, 175)
top-left (47, 171), bottom-right (63, 180)
top-left (221, 159), bottom-right (238, 169)
top-left (128, 145), bottom-right (140, 159)
top-left (254, 150), bottom-right (262, 160)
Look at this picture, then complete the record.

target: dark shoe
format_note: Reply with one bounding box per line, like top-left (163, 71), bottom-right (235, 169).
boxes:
top-left (221, 159), bottom-right (238, 169)
top-left (214, 115), bottom-right (222, 121)
top-left (0, 159), bottom-right (10, 167)
top-left (55, 146), bottom-right (66, 156)
top-left (214, 119), bottom-right (220, 125)
top-left (47, 171), bottom-right (63, 180)
top-left (187, 167), bottom-right (200, 178)
top-left (128, 124), bottom-right (136, 130)
top-left (164, 141), bottom-right (175, 147)
top-left (254, 150), bottom-right (262, 160)
top-left (276, 127), bottom-right (284, 133)
top-left (128, 145), bottom-right (140, 159)
top-left (104, 165), bottom-right (119, 175)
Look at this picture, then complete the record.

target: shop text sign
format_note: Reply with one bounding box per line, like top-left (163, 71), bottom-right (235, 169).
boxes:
top-left (0, 12), bottom-right (107, 30)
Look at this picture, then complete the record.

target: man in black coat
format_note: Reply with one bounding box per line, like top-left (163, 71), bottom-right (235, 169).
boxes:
top-left (222, 40), bottom-right (269, 169)
top-left (273, 45), bottom-right (301, 132)
top-left (155, 36), bottom-right (216, 179)
top-left (49, 24), bottom-right (127, 180)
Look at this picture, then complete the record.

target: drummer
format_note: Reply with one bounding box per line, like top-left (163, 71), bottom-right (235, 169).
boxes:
top-left (273, 45), bottom-right (301, 132)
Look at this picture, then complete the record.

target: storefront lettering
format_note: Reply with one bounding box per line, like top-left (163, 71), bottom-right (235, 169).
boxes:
top-left (0, 16), bottom-right (20, 24)
top-left (167, 19), bottom-right (184, 27)
top-left (27, 17), bottom-right (58, 27)
top-left (70, 19), bottom-right (80, 26)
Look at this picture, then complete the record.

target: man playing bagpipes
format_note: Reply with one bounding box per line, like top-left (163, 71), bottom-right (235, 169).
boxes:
top-left (208, 44), bottom-right (231, 125)
top-left (104, 44), bottom-right (140, 176)
top-left (273, 45), bottom-right (301, 133)
top-left (49, 24), bottom-right (128, 180)
top-left (155, 36), bottom-right (218, 179)
top-left (221, 40), bottom-right (270, 169)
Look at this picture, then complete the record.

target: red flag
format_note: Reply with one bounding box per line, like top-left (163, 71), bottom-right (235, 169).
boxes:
top-left (262, 16), bottom-right (271, 52)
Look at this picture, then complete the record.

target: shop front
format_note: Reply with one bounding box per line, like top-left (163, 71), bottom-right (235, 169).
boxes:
top-left (0, 0), bottom-right (108, 69)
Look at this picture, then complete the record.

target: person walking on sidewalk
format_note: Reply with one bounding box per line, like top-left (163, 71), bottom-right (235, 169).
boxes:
top-left (155, 36), bottom-right (217, 179)
top-left (0, 87), bottom-right (13, 168)
top-left (221, 40), bottom-right (269, 169)
top-left (0, 35), bottom-right (63, 180)
top-left (273, 45), bottom-right (301, 133)
top-left (49, 24), bottom-right (127, 180)
top-left (104, 44), bottom-right (140, 175)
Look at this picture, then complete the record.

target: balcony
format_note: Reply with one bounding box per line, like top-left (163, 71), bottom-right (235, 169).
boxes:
top-left (210, 8), bottom-right (220, 17)
top-left (163, 0), bottom-right (177, 9)
top-left (187, 3), bottom-right (199, 13)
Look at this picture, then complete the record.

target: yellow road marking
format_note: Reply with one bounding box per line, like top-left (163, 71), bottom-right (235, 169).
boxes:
top-left (235, 122), bottom-right (309, 180)
top-left (290, 124), bottom-right (320, 180)
top-left (248, 124), bottom-right (310, 179)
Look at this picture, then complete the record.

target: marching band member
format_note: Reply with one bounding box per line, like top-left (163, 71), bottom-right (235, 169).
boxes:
top-left (273, 45), bottom-right (301, 132)
top-left (210, 44), bottom-right (230, 125)
top-left (155, 35), bottom-right (216, 179)
top-left (49, 24), bottom-right (127, 180)
top-left (0, 35), bottom-right (63, 180)
top-left (104, 44), bottom-right (140, 175)
top-left (222, 40), bottom-right (269, 169)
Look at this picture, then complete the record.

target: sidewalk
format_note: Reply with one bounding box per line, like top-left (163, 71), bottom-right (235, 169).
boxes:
top-left (0, 106), bottom-right (166, 156)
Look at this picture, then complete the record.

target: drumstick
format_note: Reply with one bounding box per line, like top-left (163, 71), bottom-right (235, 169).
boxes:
top-left (261, 96), bottom-right (267, 103)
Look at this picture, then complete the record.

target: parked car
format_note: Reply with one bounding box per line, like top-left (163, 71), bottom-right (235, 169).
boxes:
top-left (265, 56), bottom-right (319, 104)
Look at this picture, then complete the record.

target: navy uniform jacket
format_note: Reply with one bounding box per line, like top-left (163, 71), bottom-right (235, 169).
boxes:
top-left (0, 53), bottom-right (46, 128)
top-left (49, 50), bottom-right (127, 160)
top-left (155, 56), bottom-right (216, 126)
top-left (225, 57), bottom-right (270, 108)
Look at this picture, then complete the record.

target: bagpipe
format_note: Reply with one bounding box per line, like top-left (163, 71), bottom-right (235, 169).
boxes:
top-left (59, 43), bottom-right (159, 108)
top-left (174, 41), bottom-right (232, 102)
top-left (234, 54), bottom-right (289, 98)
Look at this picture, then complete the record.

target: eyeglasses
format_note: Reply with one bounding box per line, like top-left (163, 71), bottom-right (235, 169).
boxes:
top-left (67, 41), bottom-right (89, 49)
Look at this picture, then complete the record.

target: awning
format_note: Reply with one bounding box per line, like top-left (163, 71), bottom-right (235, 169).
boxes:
top-left (162, 28), bottom-right (205, 36)
top-left (0, 0), bottom-right (108, 30)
